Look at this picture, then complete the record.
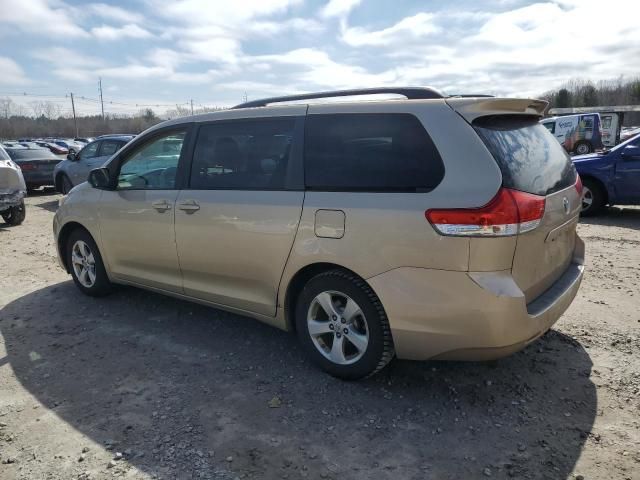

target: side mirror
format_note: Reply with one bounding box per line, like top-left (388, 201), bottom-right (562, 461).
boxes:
top-left (67, 151), bottom-right (77, 161)
top-left (88, 167), bottom-right (112, 190)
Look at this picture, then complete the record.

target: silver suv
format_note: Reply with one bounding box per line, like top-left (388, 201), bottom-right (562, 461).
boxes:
top-left (53, 88), bottom-right (585, 379)
top-left (53, 135), bottom-right (134, 194)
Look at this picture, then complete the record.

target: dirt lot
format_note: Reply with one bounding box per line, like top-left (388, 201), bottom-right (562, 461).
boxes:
top-left (0, 192), bottom-right (639, 480)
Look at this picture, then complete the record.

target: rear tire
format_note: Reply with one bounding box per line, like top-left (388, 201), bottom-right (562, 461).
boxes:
top-left (574, 141), bottom-right (592, 155)
top-left (66, 229), bottom-right (113, 297)
top-left (295, 269), bottom-right (394, 380)
top-left (581, 178), bottom-right (606, 216)
top-left (1, 200), bottom-right (26, 226)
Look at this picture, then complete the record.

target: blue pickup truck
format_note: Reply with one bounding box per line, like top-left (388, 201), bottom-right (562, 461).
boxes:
top-left (574, 134), bottom-right (640, 215)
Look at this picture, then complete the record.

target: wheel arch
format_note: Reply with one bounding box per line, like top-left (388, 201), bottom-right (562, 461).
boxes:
top-left (580, 174), bottom-right (610, 205)
top-left (283, 262), bottom-right (375, 333)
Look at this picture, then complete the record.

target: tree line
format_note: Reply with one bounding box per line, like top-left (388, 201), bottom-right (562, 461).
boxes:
top-left (540, 77), bottom-right (640, 124)
top-left (0, 98), bottom-right (222, 140)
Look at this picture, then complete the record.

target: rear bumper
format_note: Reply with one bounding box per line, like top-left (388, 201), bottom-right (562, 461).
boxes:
top-left (22, 169), bottom-right (56, 187)
top-left (367, 236), bottom-right (585, 361)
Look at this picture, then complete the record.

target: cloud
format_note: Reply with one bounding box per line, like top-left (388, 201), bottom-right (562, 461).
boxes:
top-left (31, 47), bottom-right (102, 68)
top-left (320, 0), bottom-right (362, 18)
top-left (0, 0), bottom-right (88, 37)
top-left (0, 57), bottom-right (31, 86)
top-left (84, 3), bottom-right (144, 23)
top-left (341, 12), bottom-right (439, 46)
top-left (91, 24), bottom-right (153, 40)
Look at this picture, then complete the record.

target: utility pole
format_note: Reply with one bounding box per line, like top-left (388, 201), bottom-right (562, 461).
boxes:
top-left (99, 77), bottom-right (105, 121)
top-left (190, 99), bottom-right (194, 116)
top-left (70, 92), bottom-right (78, 137)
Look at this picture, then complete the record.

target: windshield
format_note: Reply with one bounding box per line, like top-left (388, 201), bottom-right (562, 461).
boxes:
top-left (609, 132), bottom-right (640, 152)
top-left (7, 149), bottom-right (57, 160)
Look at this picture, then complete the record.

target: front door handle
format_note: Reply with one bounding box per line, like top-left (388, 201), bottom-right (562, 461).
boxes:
top-left (178, 200), bottom-right (200, 213)
top-left (152, 200), bottom-right (172, 212)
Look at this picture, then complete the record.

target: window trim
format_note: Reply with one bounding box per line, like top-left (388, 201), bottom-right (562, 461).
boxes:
top-left (302, 112), bottom-right (445, 193)
top-left (110, 125), bottom-right (194, 191)
top-left (184, 116), bottom-right (305, 192)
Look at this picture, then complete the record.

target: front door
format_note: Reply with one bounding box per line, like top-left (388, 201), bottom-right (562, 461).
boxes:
top-left (615, 137), bottom-right (640, 203)
top-left (174, 114), bottom-right (305, 316)
top-left (68, 140), bottom-right (101, 185)
top-left (98, 128), bottom-right (189, 293)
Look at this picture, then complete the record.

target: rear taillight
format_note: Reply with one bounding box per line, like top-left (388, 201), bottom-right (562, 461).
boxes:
top-left (575, 174), bottom-right (583, 195)
top-left (425, 188), bottom-right (546, 237)
top-left (19, 163), bottom-right (36, 171)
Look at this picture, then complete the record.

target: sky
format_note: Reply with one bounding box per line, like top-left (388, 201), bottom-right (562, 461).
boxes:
top-left (0, 0), bottom-right (639, 117)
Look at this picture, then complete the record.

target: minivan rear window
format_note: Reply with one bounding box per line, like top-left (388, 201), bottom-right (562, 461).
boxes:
top-left (304, 113), bottom-right (444, 192)
top-left (473, 115), bottom-right (577, 196)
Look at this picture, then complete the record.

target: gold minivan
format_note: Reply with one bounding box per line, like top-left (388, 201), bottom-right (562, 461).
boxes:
top-left (53, 88), bottom-right (584, 379)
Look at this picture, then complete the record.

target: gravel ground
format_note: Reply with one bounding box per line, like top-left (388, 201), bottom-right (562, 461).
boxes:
top-left (0, 191), bottom-right (639, 480)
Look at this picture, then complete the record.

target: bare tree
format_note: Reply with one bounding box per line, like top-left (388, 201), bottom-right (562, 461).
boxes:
top-left (0, 97), bottom-right (15, 119)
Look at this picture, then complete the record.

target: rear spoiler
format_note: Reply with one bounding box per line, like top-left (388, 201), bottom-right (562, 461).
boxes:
top-left (445, 97), bottom-right (548, 123)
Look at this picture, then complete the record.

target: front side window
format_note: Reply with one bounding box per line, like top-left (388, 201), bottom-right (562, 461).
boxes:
top-left (99, 140), bottom-right (121, 157)
top-left (79, 142), bottom-right (100, 161)
top-left (304, 113), bottom-right (445, 191)
top-left (542, 122), bottom-right (555, 134)
top-left (117, 131), bottom-right (185, 190)
top-left (190, 118), bottom-right (294, 190)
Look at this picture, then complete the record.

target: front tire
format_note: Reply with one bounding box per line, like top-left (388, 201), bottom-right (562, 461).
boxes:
top-left (66, 229), bottom-right (113, 296)
top-left (581, 178), bottom-right (606, 216)
top-left (60, 175), bottom-right (73, 195)
top-left (295, 270), bottom-right (394, 380)
top-left (1, 200), bottom-right (26, 226)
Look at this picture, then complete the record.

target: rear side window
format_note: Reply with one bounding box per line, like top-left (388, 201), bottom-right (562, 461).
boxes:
top-left (0, 147), bottom-right (9, 161)
top-left (190, 118), bottom-right (294, 190)
top-left (304, 113), bottom-right (444, 191)
top-left (99, 140), bottom-right (122, 157)
top-left (474, 115), bottom-right (577, 196)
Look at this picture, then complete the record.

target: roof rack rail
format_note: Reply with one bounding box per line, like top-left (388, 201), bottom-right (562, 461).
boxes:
top-left (448, 94), bottom-right (495, 98)
top-left (231, 87), bottom-right (445, 109)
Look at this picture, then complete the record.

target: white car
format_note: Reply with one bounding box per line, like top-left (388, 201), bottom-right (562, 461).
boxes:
top-left (0, 145), bottom-right (27, 226)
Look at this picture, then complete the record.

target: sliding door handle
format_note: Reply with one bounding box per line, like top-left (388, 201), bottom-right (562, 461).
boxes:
top-left (178, 200), bottom-right (200, 213)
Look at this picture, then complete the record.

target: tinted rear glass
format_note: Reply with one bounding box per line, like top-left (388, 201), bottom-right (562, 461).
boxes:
top-left (473, 115), bottom-right (576, 196)
top-left (7, 149), bottom-right (57, 160)
top-left (304, 113), bottom-right (444, 191)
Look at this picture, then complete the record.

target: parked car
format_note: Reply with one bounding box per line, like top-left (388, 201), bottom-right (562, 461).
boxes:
top-left (620, 126), bottom-right (640, 142)
top-left (541, 113), bottom-right (604, 154)
top-left (5, 147), bottom-right (62, 190)
top-left (54, 135), bottom-right (133, 193)
top-left (573, 133), bottom-right (640, 215)
top-left (53, 88), bottom-right (584, 379)
top-left (19, 142), bottom-right (48, 149)
top-left (34, 141), bottom-right (69, 155)
top-left (0, 145), bottom-right (26, 225)
top-left (74, 137), bottom-right (94, 144)
top-left (53, 139), bottom-right (83, 154)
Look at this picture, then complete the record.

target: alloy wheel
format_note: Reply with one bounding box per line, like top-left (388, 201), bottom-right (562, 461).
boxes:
top-left (581, 186), bottom-right (593, 212)
top-left (71, 240), bottom-right (97, 288)
top-left (306, 291), bottom-right (369, 365)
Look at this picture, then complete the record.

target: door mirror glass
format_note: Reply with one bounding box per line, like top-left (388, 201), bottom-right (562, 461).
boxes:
top-left (88, 167), bottom-right (112, 189)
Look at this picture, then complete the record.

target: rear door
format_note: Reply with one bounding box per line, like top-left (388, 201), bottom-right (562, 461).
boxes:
top-left (472, 114), bottom-right (581, 302)
top-left (174, 110), bottom-right (305, 316)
